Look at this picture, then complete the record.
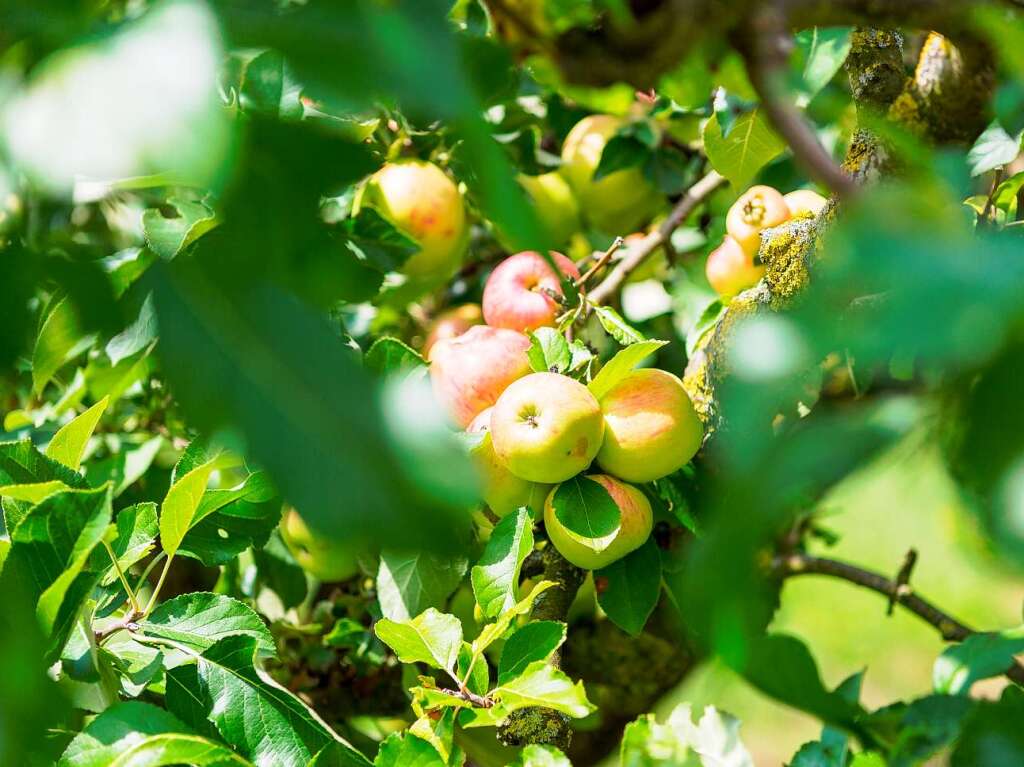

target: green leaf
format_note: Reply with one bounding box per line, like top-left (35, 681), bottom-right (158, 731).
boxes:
top-left (373, 730), bottom-right (446, 767)
top-left (993, 171), bottom-right (1024, 215)
top-left (703, 109), bottom-right (785, 190)
top-left (58, 701), bottom-right (251, 767)
top-left (139, 592), bottom-right (276, 656)
top-left (967, 121), bottom-right (1023, 177)
top-left (377, 549), bottom-right (468, 622)
top-left (509, 744), bottom-right (571, 767)
top-left (46, 396), bottom-right (109, 470)
top-left (550, 475), bottom-right (622, 543)
top-left (593, 135), bottom-right (652, 182)
top-left (587, 340), bottom-right (668, 400)
top-left (620, 703), bottom-right (753, 767)
top-left (365, 337), bottom-right (427, 378)
top-left (457, 642), bottom-right (490, 696)
top-left (934, 626), bottom-right (1024, 695)
top-left (498, 621), bottom-right (566, 685)
top-left (342, 207), bottom-right (420, 273)
top-left (374, 608), bottom-right (462, 672)
top-left (252, 531), bottom-right (308, 609)
top-left (106, 292), bottom-right (158, 365)
top-left (492, 660), bottom-right (594, 719)
top-left (179, 473), bottom-right (282, 566)
top-left (595, 538), bottom-right (661, 635)
top-left (471, 507), bottom-right (534, 619)
top-left (685, 299), bottom-right (725, 358)
top-left (142, 198), bottom-right (218, 260)
top-left (33, 296), bottom-right (95, 395)
top-left (196, 635), bottom-right (370, 767)
top-left (790, 27), bottom-right (853, 107)
top-left (470, 580), bottom-right (554, 664)
top-left (85, 435), bottom-right (163, 497)
top-left (593, 305), bottom-right (645, 346)
top-left (159, 454), bottom-right (222, 557)
top-left (952, 687), bottom-right (1024, 766)
top-left (105, 502), bottom-right (159, 578)
top-left (849, 754), bottom-right (886, 767)
top-left (527, 328), bottom-right (571, 374)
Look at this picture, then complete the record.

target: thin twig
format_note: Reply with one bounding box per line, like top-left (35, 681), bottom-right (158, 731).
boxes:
top-left (887, 548), bottom-right (918, 616)
top-left (980, 167), bottom-right (1005, 223)
top-left (774, 552), bottom-right (1024, 686)
top-left (588, 170), bottom-right (726, 304)
top-left (741, 8), bottom-right (857, 199)
top-left (575, 237), bottom-right (624, 289)
top-left (95, 613), bottom-right (141, 644)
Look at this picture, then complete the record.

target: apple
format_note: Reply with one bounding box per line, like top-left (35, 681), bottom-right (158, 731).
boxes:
top-left (518, 172), bottom-right (580, 249)
top-left (783, 189), bottom-right (828, 218)
top-left (354, 160), bottom-right (467, 280)
top-left (429, 325), bottom-right (532, 428)
top-left (467, 407), bottom-right (552, 518)
top-left (280, 509), bottom-right (360, 582)
top-left (482, 251), bottom-right (581, 332)
top-left (560, 115), bottom-right (662, 235)
top-left (705, 236), bottom-right (764, 298)
top-left (595, 368), bottom-right (703, 483)
top-left (543, 474), bottom-right (653, 570)
top-left (725, 184), bottom-right (791, 257)
top-left (490, 372), bottom-right (604, 483)
top-left (423, 303), bottom-right (483, 357)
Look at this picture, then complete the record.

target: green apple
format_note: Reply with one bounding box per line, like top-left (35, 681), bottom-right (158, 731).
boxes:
top-left (490, 372), bottom-right (604, 484)
top-left (354, 160), bottom-right (468, 280)
top-left (280, 509), bottom-right (360, 582)
top-left (543, 474), bottom-right (653, 570)
top-left (560, 114), bottom-right (662, 235)
top-left (517, 172), bottom-right (580, 249)
top-left (468, 407), bottom-right (552, 518)
top-left (595, 368), bottom-right (703, 483)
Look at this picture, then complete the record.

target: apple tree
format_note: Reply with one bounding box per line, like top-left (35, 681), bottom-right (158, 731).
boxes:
top-left (1, 0), bottom-right (1024, 765)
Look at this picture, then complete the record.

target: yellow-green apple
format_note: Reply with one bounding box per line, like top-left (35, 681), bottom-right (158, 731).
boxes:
top-left (467, 407), bottom-right (552, 517)
top-left (706, 236), bottom-right (764, 298)
top-left (280, 509), bottom-right (360, 582)
top-left (595, 368), bottom-right (703, 483)
top-left (560, 115), bottom-right (662, 235)
top-left (429, 325), bottom-right (532, 428)
top-left (543, 474), bottom-right (653, 569)
top-left (354, 160), bottom-right (467, 280)
top-left (725, 184), bottom-right (791, 257)
top-left (518, 172), bottom-right (580, 249)
top-left (490, 372), bottom-right (604, 483)
top-left (482, 251), bottom-right (581, 332)
top-left (783, 189), bottom-right (827, 218)
top-left (423, 303), bottom-right (483, 357)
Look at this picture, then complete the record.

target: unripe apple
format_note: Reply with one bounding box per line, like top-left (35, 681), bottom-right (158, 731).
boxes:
top-left (354, 160), bottom-right (467, 280)
top-left (596, 368), bottom-right (703, 483)
top-left (491, 372), bottom-right (604, 483)
top-left (706, 236), bottom-right (764, 298)
top-left (783, 189), bottom-right (828, 218)
top-left (725, 185), bottom-right (790, 257)
top-left (482, 251), bottom-right (581, 332)
top-left (429, 325), bottom-right (532, 428)
top-left (280, 509), bottom-right (360, 582)
top-left (467, 407), bottom-right (552, 518)
top-left (423, 303), bottom-right (483, 357)
top-left (518, 172), bottom-right (580, 249)
top-left (544, 474), bottom-right (653, 570)
top-left (560, 115), bottom-right (662, 235)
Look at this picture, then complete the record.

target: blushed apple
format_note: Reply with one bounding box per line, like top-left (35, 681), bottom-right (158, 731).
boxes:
top-left (725, 185), bottom-right (790, 257)
top-left (706, 236), bottom-right (764, 298)
top-left (423, 303), bottom-right (483, 357)
top-left (355, 160), bottom-right (467, 280)
top-left (518, 172), bottom-right (580, 249)
top-left (467, 407), bottom-right (552, 518)
top-left (482, 251), bottom-right (581, 332)
top-left (490, 372), bottom-right (604, 483)
top-left (429, 325), bottom-right (532, 428)
top-left (280, 509), bottom-right (360, 582)
top-left (560, 115), bottom-right (662, 235)
top-left (543, 474), bottom-right (653, 570)
top-left (783, 189), bottom-right (828, 218)
top-left (596, 368), bottom-right (703, 483)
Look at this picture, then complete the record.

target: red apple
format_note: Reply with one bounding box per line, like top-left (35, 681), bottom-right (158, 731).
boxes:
top-left (423, 303), bottom-right (483, 357)
top-left (706, 236), bottom-right (764, 298)
top-left (595, 368), bottom-right (703, 483)
top-left (543, 474), bottom-right (653, 569)
top-left (429, 325), bottom-right (532, 428)
top-left (482, 251), bottom-right (581, 332)
top-left (725, 185), bottom-right (790, 257)
top-left (490, 372), bottom-right (604, 483)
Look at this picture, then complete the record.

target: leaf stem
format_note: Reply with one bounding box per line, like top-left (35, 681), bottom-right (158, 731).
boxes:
top-left (143, 554), bottom-right (173, 618)
top-left (103, 539), bottom-right (142, 615)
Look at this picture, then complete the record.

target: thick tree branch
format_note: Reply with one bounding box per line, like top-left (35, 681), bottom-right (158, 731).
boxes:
top-left (774, 551), bottom-right (1024, 686)
top-left (588, 170), bottom-right (725, 305)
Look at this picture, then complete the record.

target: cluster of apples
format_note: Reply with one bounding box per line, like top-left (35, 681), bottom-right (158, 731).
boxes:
top-left (705, 185), bottom-right (827, 299)
top-left (428, 251), bottom-right (703, 570)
